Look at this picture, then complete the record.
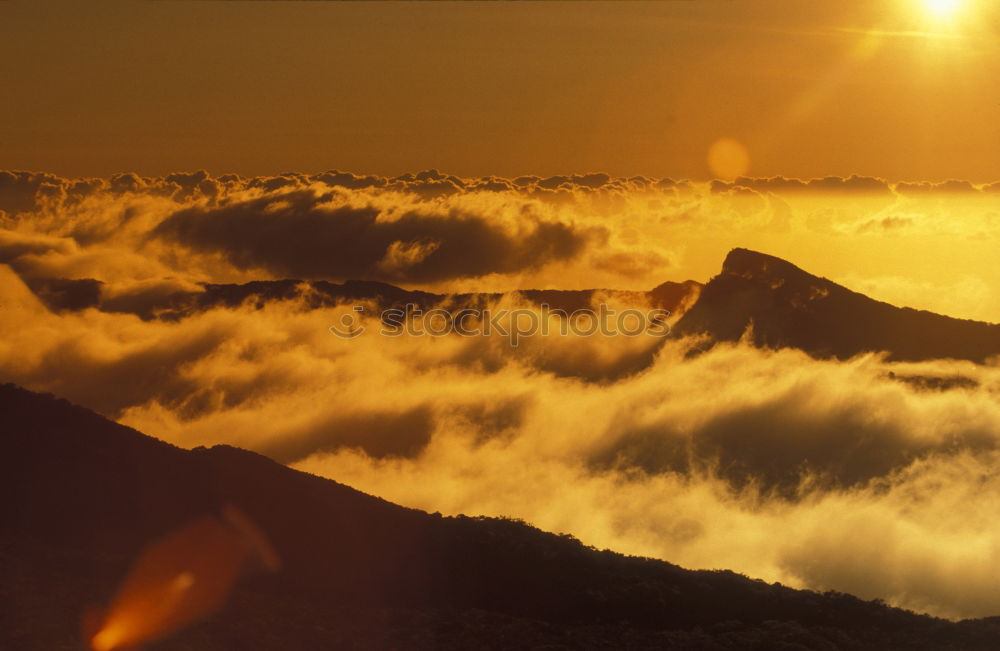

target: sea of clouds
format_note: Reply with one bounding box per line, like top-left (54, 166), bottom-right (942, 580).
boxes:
top-left (3, 169), bottom-right (1000, 618)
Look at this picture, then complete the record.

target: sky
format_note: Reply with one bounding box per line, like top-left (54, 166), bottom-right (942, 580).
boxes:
top-left (2, 0), bottom-right (1000, 180)
top-left (7, 0), bottom-right (1000, 625)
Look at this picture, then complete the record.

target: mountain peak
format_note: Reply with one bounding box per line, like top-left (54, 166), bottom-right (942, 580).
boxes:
top-left (675, 250), bottom-right (1000, 361)
top-left (720, 248), bottom-right (811, 282)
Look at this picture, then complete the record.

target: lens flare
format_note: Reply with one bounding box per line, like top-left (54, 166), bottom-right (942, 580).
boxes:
top-left (707, 138), bottom-right (751, 181)
top-left (85, 508), bottom-right (279, 651)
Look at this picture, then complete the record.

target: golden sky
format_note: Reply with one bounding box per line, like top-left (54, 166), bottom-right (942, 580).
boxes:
top-left (2, 0), bottom-right (999, 180)
top-left (6, 2), bottom-right (1000, 622)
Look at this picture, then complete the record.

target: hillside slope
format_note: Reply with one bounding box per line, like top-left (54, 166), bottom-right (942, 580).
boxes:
top-left (2, 383), bottom-right (999, 649)
top-left (674, 248), bottom-right (1000, 361)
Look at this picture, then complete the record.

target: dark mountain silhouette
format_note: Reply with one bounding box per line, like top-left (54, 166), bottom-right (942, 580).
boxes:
top-left (24, 276), bottom-right (701, 322)
top-left (4, 383), bottom-right (1000, 649)
top-left (674, 248), bottom-right (1000, 362)
top-left (21, 276), bottom-right (103, 312)
top-left (24, 247), bottom-right (999, 365)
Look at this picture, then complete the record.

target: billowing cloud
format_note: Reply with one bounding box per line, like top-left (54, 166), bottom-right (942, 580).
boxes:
top-left (5, 168), bottom-right (1000, 620)
top-left (5, 249), bottom-right (1000, 620)
top-left (0, 170), bottom-right (70, 215)
top-left (154, 189), bottom-right (595, 283)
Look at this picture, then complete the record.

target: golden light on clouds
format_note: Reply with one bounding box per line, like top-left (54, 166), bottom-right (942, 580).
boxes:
top-left (707, 138), bottom-right (751, 180)
top-left (6, 0), bottom-right (1000, 646)
top-left (3, 170), bottom-right (1000, 622)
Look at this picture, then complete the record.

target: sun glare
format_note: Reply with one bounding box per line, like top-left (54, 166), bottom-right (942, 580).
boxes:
top-left (924, 0), bottom-right (962, 18)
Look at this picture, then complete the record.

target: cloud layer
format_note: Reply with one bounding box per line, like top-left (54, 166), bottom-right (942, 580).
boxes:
top-left (4, 167), bottom-right (1000, 320)
top-left (5, 169), bottom-right (1000, 619)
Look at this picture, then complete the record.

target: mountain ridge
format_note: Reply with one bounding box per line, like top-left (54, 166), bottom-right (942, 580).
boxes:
top-left (21, 248), bottom-right (998, 366)
top-left (4, 382), bottom-right (1000, 649)
top-left (23, 275), bottom-right (702, 322)
top-left (675, 248), bottom-right (1000, 362)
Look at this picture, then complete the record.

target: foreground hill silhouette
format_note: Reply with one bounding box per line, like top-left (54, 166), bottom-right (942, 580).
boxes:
top-left (675, 249), bottom-right (1000, 362)
top-left (3, 384), bottom-right (1000, 649)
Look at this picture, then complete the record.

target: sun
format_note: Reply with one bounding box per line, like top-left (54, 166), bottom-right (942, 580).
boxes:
top-left (924, 0), bottom-right (962, 18)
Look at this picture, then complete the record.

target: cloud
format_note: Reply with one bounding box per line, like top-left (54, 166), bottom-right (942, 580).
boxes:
top-left (276, 340), bottom-right (1000, 620)
top-left (712, 175), bottom-right (895, 197)
top-left (153, 188), bottom-right (596, 283)
top-left (4, 167), bottom-right (1000, 313)
top-left (5, 167), bottom-right (1000, 620)
top-left (896, 180), bottom-right (979, 195)
top-left (6, 257), bottom-right (1000, 619)
top-left (854, 215), bottom-right (913, 234)
top-left (261, 406), bottom-right (437, 463)
top-left (589, 371), bottom-right (996, 496)
top-left (0, 171), bottom-right (70, 215)
top-left (0, 229), bottom-right (78, 275)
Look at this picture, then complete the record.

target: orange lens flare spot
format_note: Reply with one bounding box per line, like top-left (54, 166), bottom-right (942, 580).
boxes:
top-left (707, 138), bottom-right (751, 181)
top-left (86, 509), bottom-right (278, 651)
